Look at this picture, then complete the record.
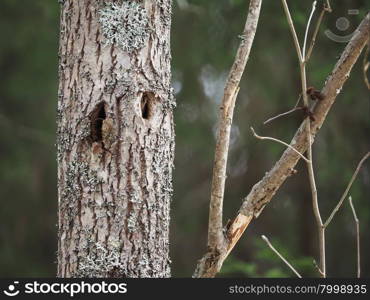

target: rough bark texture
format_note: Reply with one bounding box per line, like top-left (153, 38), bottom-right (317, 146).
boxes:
top-left (57, 0), bottom-right (174, 278)
top-left (208, 0), bottom-right (262, 251)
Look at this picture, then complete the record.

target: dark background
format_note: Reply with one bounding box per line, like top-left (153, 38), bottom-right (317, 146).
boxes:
top-left (0, 0), bottom-right (369, 277)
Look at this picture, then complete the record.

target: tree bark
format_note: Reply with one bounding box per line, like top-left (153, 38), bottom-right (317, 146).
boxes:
top-left (57, 0), bottom-right (174, 278)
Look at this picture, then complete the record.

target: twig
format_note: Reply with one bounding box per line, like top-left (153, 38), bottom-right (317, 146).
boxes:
top-left (306, 0), bottom-right (333, 61)
top-left (325, 0), bottom-right (332, 13)
top-left (305, 4), bottom-right (325, 61)
top-left (193, 12), bottom-right (370, 278)
top-left (348, 196), bottom-right (360, 278)
top-left (303, 1), bottom-right (317, 61)
top-left (251, 127), bottom-right (311, 163)
top-left (263, 107), bottom-right (301, 125)
top-left (313, 259), bottom-right (325, 277)
top-left (305, 120), bottom-right (326, 277)
top-left (207, 0), bottom-right (262, 252)
top-left (324, 152), bottom-right (370, 227)
top-left (263, 94), bottom-right (302, 125)
top-left (281, 0), bottom-right (303, 62)
top-left (262, 235), bottom-right (302, 278)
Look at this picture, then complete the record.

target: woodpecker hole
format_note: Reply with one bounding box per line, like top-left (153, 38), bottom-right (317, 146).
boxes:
top-left (141, 92), bottom-right (154, 120)
top-left (90, 102), bottom-right (106, 142)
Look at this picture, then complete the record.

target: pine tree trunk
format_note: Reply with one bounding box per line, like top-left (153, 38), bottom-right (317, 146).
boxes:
top-left (57, 0), bottom-right (174, 278)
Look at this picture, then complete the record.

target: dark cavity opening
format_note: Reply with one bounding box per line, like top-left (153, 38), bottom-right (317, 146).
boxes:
top-left (90, 102), bottom-right (106, 142)
top-left (141, 93), bottom-right (153, 120)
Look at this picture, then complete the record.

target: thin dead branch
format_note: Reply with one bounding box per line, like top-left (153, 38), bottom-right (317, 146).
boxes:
top-left (313, 259), bottom-right (325, 277)
top-left (305, 1), bottom-right (332, 61)
top-left (261, 235), bottom-right (302, 278)
top-left (325, 0), bottom-right (332, 13)
top-left (348, 196), bottom-right (360, 278)
top-left (263, 94), bottom-right (302, 125)
top-left (324, 152), bottom-right (370, 227)
top-left (250, 127), bottom-right (310, 163)
top-left (303, 1), bottom-right (317, 60)
top-left (281, 0), bottom-right (303, 62)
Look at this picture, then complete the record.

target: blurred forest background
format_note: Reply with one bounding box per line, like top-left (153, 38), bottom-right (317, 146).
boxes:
top-left (0, 0), bottom-right (369, 277)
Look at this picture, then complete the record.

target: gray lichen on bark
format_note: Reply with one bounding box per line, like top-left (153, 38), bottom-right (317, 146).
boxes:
top-left (99, 1), bottom-right (150, 52)
top-left (75, 238), bottom-right (126, 278)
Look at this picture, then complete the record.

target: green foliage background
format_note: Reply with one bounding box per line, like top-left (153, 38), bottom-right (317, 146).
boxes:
top-left (0, 0), bottom-right (369, 277)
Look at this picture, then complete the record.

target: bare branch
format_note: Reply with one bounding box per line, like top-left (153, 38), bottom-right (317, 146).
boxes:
top-left (263, 107), bottom-right (300, 125)
top-left (261, 235), bottom-right (302, 278)
top-left (305, 1), bottom-right (332, 62)
top-left (263, 94), bottom-right (302, 125)
top-left (192, 13), bottom-right (369, 278)
top-left (313, 259), bottom-right (325, 277)
top-left (348, 196), bottom-right (361, 278)
top-left (281, 0), bottom-right (303, 62)
top-left (306, 122), bottom-right (325, 276)
top-left (250, 127), bottom-right (311, 163)
top-left (303, 1), bottom-right (317, 60)
top-left (324, 152), bottom-right (370, 227)
top-left (207, 0), bottom-right (262, 253)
